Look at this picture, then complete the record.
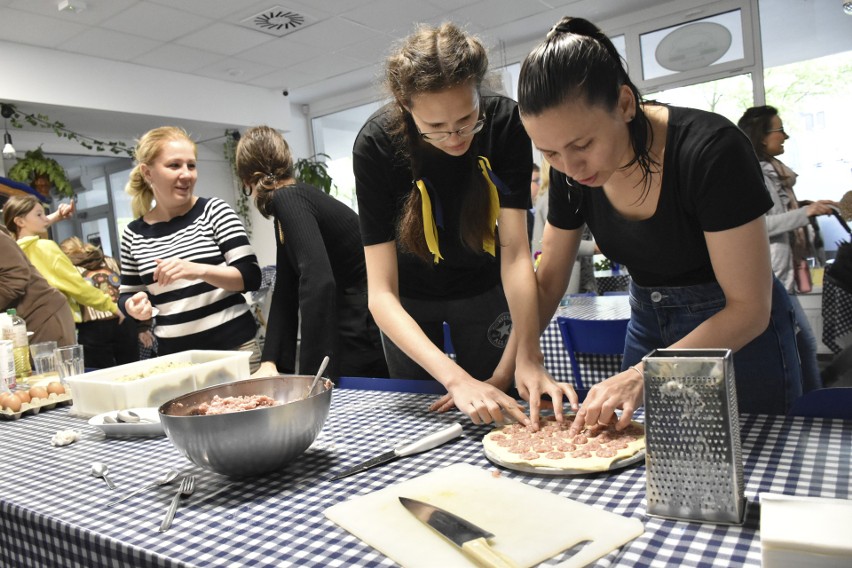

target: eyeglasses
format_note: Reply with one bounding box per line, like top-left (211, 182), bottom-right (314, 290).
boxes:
top-left (418, 118), bottom-right (486, 142)
top-left (766, 127), bottom-right (786, 135)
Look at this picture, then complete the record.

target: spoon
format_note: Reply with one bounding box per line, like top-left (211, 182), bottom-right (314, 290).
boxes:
top-left (91, 461), bottom-right (116, 489)
top-left (117, 409), bottom-right (156, 424)
top-left (304, 355), bottom-right (330, 399)
top-left (107, 469), bottom-right (179, 507)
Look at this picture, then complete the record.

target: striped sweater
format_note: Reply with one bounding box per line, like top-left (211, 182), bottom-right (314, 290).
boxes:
top-left (118, 197), bottom-right (261, 354)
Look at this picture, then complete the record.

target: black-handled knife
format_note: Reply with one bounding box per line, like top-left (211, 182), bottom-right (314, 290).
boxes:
top-left (331, 423), bottom-right (463, 480)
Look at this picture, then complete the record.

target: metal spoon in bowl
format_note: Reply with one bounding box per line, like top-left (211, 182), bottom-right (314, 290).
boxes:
top-left (107, 469), bottom-right (179, 507)
top-left (91, 461), bottom-right (116, 489)
top-left (304, 355), bottom-right (330, 399)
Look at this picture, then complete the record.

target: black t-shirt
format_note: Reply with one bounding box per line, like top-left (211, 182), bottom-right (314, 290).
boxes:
top-left (261, 183), bottom-right (367, 374)
top-left (548, 105), bottom-right (773, 287)
top-left (353, 92), bottom-right (532, 300)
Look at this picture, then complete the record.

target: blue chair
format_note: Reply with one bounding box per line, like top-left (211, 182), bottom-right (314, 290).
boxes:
top-left (788, 387), bottom-right (852, 420)
top-left (557, 316), bottom-right (629, 400)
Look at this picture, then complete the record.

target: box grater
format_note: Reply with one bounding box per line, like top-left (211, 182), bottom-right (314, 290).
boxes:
top-left (642, 348), bottom-right (745, 524)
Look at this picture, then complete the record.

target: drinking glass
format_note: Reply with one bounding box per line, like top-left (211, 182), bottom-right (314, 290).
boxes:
top-left (54, 344), bottom-right (85, 382)
top-left (30, 341), bottom-right (58, 377)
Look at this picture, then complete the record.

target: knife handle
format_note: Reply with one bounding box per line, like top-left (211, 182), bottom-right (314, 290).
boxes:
top-left (396, 423), bottom-right (463, 457)
top-left (461, 537), bottom-right (518, 568)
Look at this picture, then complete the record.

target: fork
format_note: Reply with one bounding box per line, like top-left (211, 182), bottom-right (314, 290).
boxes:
top-left (159, 475), bottom-right (195, 532)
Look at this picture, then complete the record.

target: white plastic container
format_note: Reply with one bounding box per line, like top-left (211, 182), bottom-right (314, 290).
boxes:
top-left (66, 350), bottom-right (251, 417)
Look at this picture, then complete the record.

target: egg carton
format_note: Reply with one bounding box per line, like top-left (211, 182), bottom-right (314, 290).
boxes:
top-left (0, 389), bottom-right (74, 420)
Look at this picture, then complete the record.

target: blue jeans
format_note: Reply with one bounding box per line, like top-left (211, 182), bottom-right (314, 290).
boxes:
top-left (790, 294), bottom-right (823, 393)
top-left (623, 277), bottom-right (802, 415)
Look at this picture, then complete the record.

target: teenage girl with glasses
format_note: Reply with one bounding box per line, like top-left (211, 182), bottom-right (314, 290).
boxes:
top-left (353, 22), bottom-right (577, 427)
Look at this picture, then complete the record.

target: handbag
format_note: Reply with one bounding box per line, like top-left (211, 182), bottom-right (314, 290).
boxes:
top-left (794, 259), bottom-right (813, 294)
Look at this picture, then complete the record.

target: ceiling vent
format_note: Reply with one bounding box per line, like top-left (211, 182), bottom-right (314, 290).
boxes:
top-left (238, 6), bottom-right (315, 37)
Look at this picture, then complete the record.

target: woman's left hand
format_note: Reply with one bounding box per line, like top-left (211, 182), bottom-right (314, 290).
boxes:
top-left (153, 258), bottom-right (206, 286)
top-left (429, 370), bottom-right (514, 414)
top-left (514, 360), bottom-right (578, 426)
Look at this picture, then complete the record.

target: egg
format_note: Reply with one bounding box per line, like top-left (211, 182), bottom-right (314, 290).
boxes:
top-left (28, 386), bottom-right (48, 401)
top-left (46, 382), bottom-right (66, 395)
top-left (15, 389), bottom-right (31, 403)
top-left (0, 392), bottom-right (11, 410)
top-left (2, 393), bottom-right (22, 412)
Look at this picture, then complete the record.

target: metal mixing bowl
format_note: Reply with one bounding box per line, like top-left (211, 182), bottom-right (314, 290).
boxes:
top-left (158, 375), bottom-right (333, 478)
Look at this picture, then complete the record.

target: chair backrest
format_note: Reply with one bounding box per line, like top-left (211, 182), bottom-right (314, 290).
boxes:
top-left (788, 387), bottom-right (852, 419)
top-left (557, 316), bottom-right (629, 394)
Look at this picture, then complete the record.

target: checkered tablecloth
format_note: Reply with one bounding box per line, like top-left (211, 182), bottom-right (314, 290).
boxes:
top-left (2, 387), bottom-right (848, 568)
top-left (822, 277), bottom-right (852, 353)
top-left (541, 296), bottom-right (631, 387)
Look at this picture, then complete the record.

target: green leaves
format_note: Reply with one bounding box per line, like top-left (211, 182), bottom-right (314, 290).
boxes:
top-left (294, 153), bottom-right (335, 195)
top-left (6, 147), bottom-right (74, 198)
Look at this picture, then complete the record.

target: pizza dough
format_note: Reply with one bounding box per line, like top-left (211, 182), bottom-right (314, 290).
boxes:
top-left (482, 415), bottom-right (645, 472)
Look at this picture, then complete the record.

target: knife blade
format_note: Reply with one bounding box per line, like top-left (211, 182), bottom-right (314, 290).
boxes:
top-left (399, 497), bottom-right (518, 568)
top-left (331, 422), bottom-right (463, 480)
top-left (832, 209), bottom-right (852, 235)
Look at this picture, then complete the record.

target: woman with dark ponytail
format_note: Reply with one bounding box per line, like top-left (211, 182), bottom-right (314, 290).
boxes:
top-left (353, 22), bottom-right (577, 427)
top-left (518, 17), bottom-right (802, 432)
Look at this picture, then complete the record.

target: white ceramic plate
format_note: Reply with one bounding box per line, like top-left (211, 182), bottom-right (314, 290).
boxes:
top-left (88, 407), bottom-right (164, 437)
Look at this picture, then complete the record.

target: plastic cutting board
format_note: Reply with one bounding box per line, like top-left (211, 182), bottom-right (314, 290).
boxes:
top-left (325, 463), bottom-right (644, 568)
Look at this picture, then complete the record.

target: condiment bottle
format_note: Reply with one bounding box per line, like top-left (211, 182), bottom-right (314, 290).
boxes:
top-left (4, 309), bottom-right (31, 380)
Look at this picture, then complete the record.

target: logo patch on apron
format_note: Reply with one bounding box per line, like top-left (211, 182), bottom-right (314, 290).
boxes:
top-left (488, 312), bottom-right (512, 349)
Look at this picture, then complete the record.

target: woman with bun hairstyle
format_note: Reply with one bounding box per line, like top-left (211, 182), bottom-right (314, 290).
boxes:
top-left (517, 17), bottom-right (802, 433)
top-left (119, 126), bottom-right (261, 369)
top-left (353, 22), bottom-right (577, 428)
top-left (235, 125), bottom-right (387, 380)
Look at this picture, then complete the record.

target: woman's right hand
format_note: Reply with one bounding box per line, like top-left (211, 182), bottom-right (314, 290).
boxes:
top-left (805, 200), bottom-right (839, 217)
top-left (440, 377), bottom-right (530, 427)
top-left (125, 292), bottom-right (155, 320)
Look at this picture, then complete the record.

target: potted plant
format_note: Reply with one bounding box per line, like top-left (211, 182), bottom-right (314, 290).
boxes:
top-left (7, 147), bottom-right (73, 198)
top-left (295, 153), bottom-right (336, 195)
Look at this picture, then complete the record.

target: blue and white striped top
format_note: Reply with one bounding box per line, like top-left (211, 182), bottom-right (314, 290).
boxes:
top-left (118, 197), bottom-right (261, 354)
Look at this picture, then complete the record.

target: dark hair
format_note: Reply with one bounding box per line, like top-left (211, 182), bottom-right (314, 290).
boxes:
top-left (383, 22), bottom-right (493, 262)
top-left (235, 125), bottom-right (295, 219)
top-left (518, 17), bottom-right (657, 199)
top-left (737, 105), bottom-right (778, 162)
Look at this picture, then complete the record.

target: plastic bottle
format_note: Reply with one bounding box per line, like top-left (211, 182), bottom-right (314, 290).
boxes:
top-left (4, 309), bottom-right (31, 380)
top-left (0, 313), bottom-right (14, 390)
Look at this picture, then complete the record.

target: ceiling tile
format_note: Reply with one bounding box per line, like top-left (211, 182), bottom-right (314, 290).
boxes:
top-left (101, 2), bottom-right (212, 42)
top-left (59, 28), bottom-right (160, 61)
top-left (131, 43), bottom-right (225, 73)
top-left (0, 8), bottom-right (86, 47)
top-left (194, 57), bottom-right (280, 83)
top-left (448, 0), bottom-right (549, 29)
top-left (175, 22), bottom-right (274, 55)
top-left (8, 0), bottom-right (137, 25)
top-left (146, 0), bottom-right (267, 21)
top-left (247, 67), bottom-right (316, 90)
top-left (282, 17), bottom-right (378, 50)
top-left (343, 0), bottom-right (444, 36)
top-left (342, 35), bottom-right (395, 64)
top-left (285, 52), bottom-right (371, 79)
top-left (232, 38), bottom-right (317, 68)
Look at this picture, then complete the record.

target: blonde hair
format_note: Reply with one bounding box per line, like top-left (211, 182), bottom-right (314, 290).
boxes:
top-left (537, 159), bottom-right (551, 201)
top-left (125, 126), bottom-right (196, 218)
top-left (59, 235), bottom-right (96, 256)
top-left (235, 125), bottom-right (295, 219)
top-left (2, 195), bottom-right (42, 237)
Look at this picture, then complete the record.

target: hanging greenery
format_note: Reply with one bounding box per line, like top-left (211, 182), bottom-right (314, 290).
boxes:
top-left (3, 103), bottom-right (134, 157)
top-left (222, 129), bottom-right (252, 239)
top-left (295, 153), bottom-right (336, 195)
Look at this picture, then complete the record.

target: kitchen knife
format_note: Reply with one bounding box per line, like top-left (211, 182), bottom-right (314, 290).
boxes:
top-left (832, 209), bottom-right (852, 235)
top-left (398, 496), bottom-right (518, 568)
top-left (331, 422), bottom-right (463, 480)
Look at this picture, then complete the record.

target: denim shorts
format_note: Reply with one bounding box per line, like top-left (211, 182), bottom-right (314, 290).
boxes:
top-left (623, 277), bottom-right (802, 415)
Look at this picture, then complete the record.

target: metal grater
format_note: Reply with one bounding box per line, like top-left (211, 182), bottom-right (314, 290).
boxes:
top-left (641, 348), bottom-right (745, 524)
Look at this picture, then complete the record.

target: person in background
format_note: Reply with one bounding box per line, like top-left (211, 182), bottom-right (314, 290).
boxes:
top-left (60, 236), bottom-right (138, 369)
top-left (738, 105), bottom-right (838, 393)
top-left (528, 163), bottom-right (540, 247)
top-left (235, 125), bottom-right (388, 380)
top-left (353, 22), bottom-right (577, 427)
top-left (3, 195), bottom-right (121, 330)
top-left (0, 225), bottom-right (75, 346)
top-left (532, 160), bottom-right (598, 295)
top-left (119, 126), bottom-right (262, 371)
top-left (518, 17), bottom-right (802, 432)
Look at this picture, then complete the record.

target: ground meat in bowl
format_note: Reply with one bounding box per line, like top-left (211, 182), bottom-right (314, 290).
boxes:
top-left (195, 394), bottom-right (281, 415)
